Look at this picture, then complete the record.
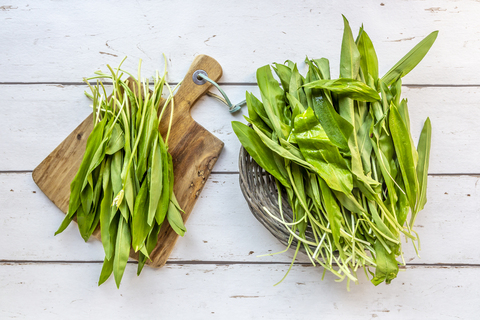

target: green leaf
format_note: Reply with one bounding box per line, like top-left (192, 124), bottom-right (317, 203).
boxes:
top-left (110, 150), bottom-right (123, 196)
top-left (391, 79), bottom-right (403, 109)
top-left (131, 177), bottom-right (150, 252)
top-left (338, 16), bottom-right (361, 127)
top-left (232, 121), bottom-right (290, 188)
top-left (148, 138), bottom-right (163, 226)
top-left (414, 118), bottom-right (432, 219)
top-left (250, 122), bottom-right (318, 173)
top-left (318, 177), bottom-right (344, 256)
top-left (155, 136), bottom-right (170, 225)
top-left (312, 58), bottom-right (331, 80)
top-left (246, 91), bottom-right (273, 130)
top-left (100, 159), bottom-right (114, 259)
top-left (333, 190), bottom-right (365, 215)
top-left (279, 137), bottom-right (304, 161)
top-left (84, 165), bottom-right (104, 240)
top-left (288, 63), bottom-right (308, 107)
top-left (122, 164), bottom-right (135, 218)
top-left (397, 98), bottom-right (410, 131)
top-left (389, 104), bottom-right (419, 211)
top-left (167, 193), bottom-right (186, 236)
top-left (245, 92), bottom-right (273, 137)
top-left (285, 92), bottom-right (306, 120)
top-left (55, 116), bottom-right (108, 235)
top-left (136, 103), bottom-right (158, 180)
top-left (256, 65), bottom-right (290, 139)
top-left (304, 78), bottom-right (380, 102)
top-left (395, 177), bottom-right (409, 226)
top-left (310, 86), bottom-right (353, 151)
top-left (113, 217), bottom-right (131, 289)
top-left (357, 112), bottom-right (373, 173)
top-left (288, 163), bottom-right (308, 212)
top-left (397, 98), bottom-right (418, 166)
top-left (371, 240), bottom-right (399, 285)
top-left (348, 121), bottom-right (381, 195)
top-left (137, 221), bottom-right (161, 275)
top-left (167, 152), bottom-right (174, 203)
top-left (105, 123), bottom-right (125, 155)
top-left (340, 15), bottom-right (361, 80)
top-left (294, 108), bottom-right (353, 194)
top-left (75, 204), bottom-right (87, 240)
top-left (272, 63), bottom-right (292, 92)
top-left (367, 200), bottom-right (397, 242)
top-left (381, 31), bottom-right (438, 87)
top-left (356, 27), bottom-right (379, 80)
top-left (98, 256), bottom-right (114, 286)
top-left (111, 150), bottom-right (128, 222)
top-left (371, 139), bottom-right (398, 208)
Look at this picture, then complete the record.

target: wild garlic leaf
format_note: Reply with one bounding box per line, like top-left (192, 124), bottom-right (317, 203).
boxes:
top-left (113, 217), bottom-right (131, 289)
top-left (340, 15), bottom-right (361, 80)
top-left (414, 118), bottom-right (432, 219)
top-left (381, 31), bottom-right (439, 87)
top-left (167, 195), bottom-right (186, 237)
top-left (371, 240), bottom-right (399, 285)
top-left (148, 138), bottom-right (163, 226)
top-left (304, 78), bottom-right (380, 102)
top-left (356, 27), bottom-right (379, 80)
top-left (389, 104), bottom-right (419, 212)
top-left (232, 121), bottom-right (290, 188)
top-left (105, 123), bottom-right (124, 155)
top-left (294, 108), bottom-right (353, 194)
top-left (131, 178), bottom-right (150, 252)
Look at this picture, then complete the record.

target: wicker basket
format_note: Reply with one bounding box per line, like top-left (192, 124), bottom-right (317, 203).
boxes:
top-left (238, 145), bottom-right (317, 250)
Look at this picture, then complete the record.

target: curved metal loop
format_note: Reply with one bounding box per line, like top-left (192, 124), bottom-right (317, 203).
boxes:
top-left (193, 71), bottom-right (245, 113)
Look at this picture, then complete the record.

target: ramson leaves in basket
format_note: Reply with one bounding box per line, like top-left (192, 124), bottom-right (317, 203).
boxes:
top-left (234, 16), bottom-right (436, 288)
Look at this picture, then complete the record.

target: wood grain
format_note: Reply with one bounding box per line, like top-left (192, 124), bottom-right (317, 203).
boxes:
top-left (2, 0), bottom-right (477, 84)
top-left (1, 263), bottom-right (479, 319)
top-left (32, 117), bottom-right (93, 213)
top-left (32, 55), bottom-right (224, 267)
top-left (2, 173), bottom-right (480, 264)
top-left (4, 85), bottom-right (480, 174)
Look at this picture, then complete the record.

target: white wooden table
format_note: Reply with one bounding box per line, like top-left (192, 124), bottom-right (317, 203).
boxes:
top-left (1, 1), bottom-right (479, 318)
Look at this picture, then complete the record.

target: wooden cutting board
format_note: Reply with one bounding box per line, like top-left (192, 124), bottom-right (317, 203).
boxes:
top-left (32, 54), bottom-right (224, 267)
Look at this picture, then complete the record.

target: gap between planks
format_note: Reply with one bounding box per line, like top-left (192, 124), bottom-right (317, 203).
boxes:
top-left (1, 260), bottom-right (479, 268)
top-left (1, 171), bottom-right (479, 177)
top-left (1, 82), bottom-right (480, 88)
top-left (0, 170), bottom-right (240, 174)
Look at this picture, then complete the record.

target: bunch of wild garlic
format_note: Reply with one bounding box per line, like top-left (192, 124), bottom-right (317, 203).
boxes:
top-left (234, 17), bottom-right (436, 287)
top-left (56, 58), bottom-right (186, 288)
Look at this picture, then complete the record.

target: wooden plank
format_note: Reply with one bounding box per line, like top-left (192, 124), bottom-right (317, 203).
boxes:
top-left (1, 1), bottom-right (478, 84)
top-left (1, 173), bottom-right (479, 264)
top-left (0, 84), bottom-right (249, 172)
top-left (0, 262), bottom-right (478, 319)
top-left (1, 85), bottom-right (479, 174)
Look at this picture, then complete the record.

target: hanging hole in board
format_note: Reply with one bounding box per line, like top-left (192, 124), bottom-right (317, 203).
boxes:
top-left (193, 70), bottom-right (208, 85)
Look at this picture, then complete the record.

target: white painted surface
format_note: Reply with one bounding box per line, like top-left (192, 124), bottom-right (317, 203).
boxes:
top-left (1, 173), bottom-right (479, 264)
top-left (1, 1), bottom-right (479, 319)
top-left (1, 263), bottom-right (479, 319)
top-left (2, 85), bottom-right (480, 174)
top-left (2, 0), bottom-right (480, 84)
